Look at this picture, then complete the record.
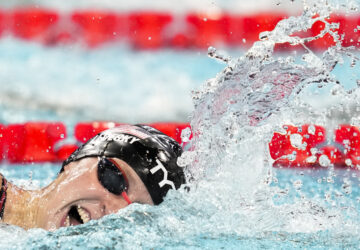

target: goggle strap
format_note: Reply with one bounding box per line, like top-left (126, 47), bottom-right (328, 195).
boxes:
top-left (121, 191), bottom-right (132, 205)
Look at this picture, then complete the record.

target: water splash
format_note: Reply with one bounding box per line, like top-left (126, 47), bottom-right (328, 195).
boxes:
top-left (180, 0), bottom-right (360, 236)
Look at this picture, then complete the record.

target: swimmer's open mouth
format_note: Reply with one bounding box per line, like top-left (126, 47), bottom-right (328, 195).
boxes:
top-left (64, 205), bottom-right (91, 227)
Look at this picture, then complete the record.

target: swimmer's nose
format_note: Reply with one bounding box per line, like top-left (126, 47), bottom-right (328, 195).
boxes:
top-left (103, 197), bottom-right (130, 215)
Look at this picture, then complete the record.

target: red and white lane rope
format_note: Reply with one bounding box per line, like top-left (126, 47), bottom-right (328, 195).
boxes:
top-left (0, 121), bottom-right (360, 169)
top-left (0, 8), bottom-right (357, 49)
top-left (0, 121), bottom-right (190, 164)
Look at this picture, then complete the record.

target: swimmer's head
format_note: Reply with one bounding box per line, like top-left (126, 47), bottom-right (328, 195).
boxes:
top-left (61, 124), bottom-right (186, 205)
top-left (29, 125), bottom-right (187, 230)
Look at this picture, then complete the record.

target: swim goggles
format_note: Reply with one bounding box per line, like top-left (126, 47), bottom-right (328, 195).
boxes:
top-left (97, 157), bottom-right (132, 205)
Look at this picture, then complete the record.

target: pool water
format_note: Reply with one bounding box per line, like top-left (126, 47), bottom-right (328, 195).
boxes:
top-left (0, 38), bottom-right (227, 125)
top-left (0, 0), bottom-right (360, 249)
top-left (0, 166), bottom-right (359, 249)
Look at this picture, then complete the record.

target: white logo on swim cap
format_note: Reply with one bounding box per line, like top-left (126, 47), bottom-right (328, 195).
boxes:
top-left (150, 159), bottom-right (175, 189)
top-left (98, 131), bottom-right (140, 144)
top-left (112, 125), bottom-right (149, 139)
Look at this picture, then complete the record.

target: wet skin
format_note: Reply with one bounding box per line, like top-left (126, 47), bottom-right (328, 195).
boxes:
top-left (1, 157), bottom-right (154, 231)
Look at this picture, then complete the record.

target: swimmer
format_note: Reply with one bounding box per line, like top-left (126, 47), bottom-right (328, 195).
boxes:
top-left (0, 124), bottom-right (186, 230)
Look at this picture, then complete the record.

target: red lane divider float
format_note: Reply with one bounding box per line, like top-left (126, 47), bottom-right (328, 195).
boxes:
top-left (308, 14), bottom-right (360, 49)
top-left (11, 8), bottom-right (59, 42)
top-left (269, 124), bottom-right (360, 168)
top-left (128, 12), bottom-right (173, 49)
top-left (5, 122), bottom-right (66, 163)
top-left (0, 122), bottom-right (191, 164)
top-left (74, 122), bottom-right (123, 143)
top-left (1, 122), bottom-right (360, 168)
top-left (71, 11), bottom-right (124, 47)
top-left (0, 8), bottom-right (358, 49)
top-left (185, 13), bottom-right (229, 49)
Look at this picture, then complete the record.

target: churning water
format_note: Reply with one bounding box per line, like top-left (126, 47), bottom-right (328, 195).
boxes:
top-left (1, 0), bottom-right (360, 249)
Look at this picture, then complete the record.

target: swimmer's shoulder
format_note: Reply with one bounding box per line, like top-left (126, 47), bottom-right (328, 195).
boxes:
top-left (0, 174), bottom-right (7, 221)
top-left (0, 174), bottom-right (5, 184)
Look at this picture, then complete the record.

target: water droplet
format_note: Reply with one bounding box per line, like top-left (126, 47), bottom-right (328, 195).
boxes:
top-left (181, 127), bottom-right (192, 143)
top-left (342, 183), bottom-right (352, 194)
top-left (319, 155), bottom-right (331, 167)
top-left (345, 159), bottom-right (352, 166)
top-left (324, 192), bottom-right (332, 202)
top-left (310, 148), bottom-right (318, 155)
top-left (293, 180), bottom-right (303, 189)
top-left (290, 133), bottom-right (307, 150)
top-left (343, 139), bottom-right (350, 147)
top-left (306, 155), bottom-right (317, 163)
top-left (285, 151), bottom-right (297, 161)
top-left (208, 46), bottom-right (216, 55)
top-left (327, 177), bottom-right (334, 183)
top-left (307, 125), bottom-right (316, 135)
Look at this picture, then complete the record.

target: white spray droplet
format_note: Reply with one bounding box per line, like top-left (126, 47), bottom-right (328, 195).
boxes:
top-left (293, 180), bottom-right (303, 189)
top-left (345, 158), bottom-right (352, 166)
top-left (306, 155), bottom-right (317, 163)
top-left (290, 133), bottom-right (307, 150)
top-left (307, 125), bottom-right (316, 135)
top-left (319, 155), bottom-right (331, 167)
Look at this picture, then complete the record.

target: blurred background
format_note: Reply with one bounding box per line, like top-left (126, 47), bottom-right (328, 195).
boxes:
top-left (0, 0), bottom-right (305, 124)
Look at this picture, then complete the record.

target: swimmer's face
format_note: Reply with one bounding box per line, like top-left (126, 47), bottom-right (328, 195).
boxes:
top-left (40, 157), bottom-right (153, 230)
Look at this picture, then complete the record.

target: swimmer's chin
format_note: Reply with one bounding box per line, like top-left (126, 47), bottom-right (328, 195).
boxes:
top-left (59, 205), bottom-right (92, 228)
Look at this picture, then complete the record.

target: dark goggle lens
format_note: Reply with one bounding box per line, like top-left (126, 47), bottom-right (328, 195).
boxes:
top-left (97, 158), bottom-right (128, 195)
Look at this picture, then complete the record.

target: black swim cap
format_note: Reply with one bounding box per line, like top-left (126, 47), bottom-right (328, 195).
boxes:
top-left (61, 124), bottom-right (186, 205)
